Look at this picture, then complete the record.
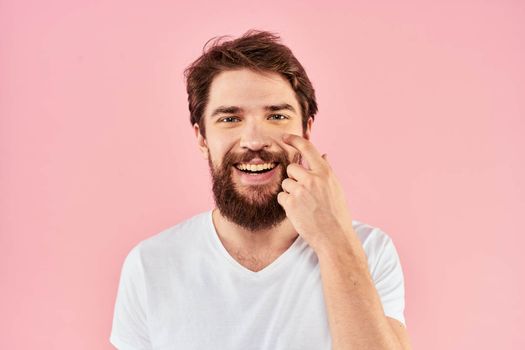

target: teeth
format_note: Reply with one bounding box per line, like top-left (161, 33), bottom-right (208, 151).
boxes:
top-left (236, 162), bottom-right (276, 172)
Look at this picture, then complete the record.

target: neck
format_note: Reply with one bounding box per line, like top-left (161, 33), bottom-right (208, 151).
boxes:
top-left (211, 207), bottom-right (299, 254)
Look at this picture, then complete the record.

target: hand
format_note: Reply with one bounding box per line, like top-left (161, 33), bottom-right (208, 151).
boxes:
top-left (277, 133), bottom-right (355, 252)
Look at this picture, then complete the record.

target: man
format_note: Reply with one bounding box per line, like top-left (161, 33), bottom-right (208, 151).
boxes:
top-left (110, 29), bottom-right (412, 350)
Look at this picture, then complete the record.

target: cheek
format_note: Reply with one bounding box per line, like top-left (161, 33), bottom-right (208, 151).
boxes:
top-left (206, 138), bottom-right (226, 154)
top-left (207, 141), bottom-right (233, 166)
top-left (276, 142), bottom-right (293, 159)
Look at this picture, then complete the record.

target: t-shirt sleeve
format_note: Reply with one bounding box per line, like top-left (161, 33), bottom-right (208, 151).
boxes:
top-left (369, 229), bottom-right (407, 327)
top-left (110, 244), bottom-right (152, 350)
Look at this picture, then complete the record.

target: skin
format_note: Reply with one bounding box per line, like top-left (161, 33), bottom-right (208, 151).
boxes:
top-left (194, 68), bottom-right (412, 349)
top-left (279, 134), bottom-right (412, 350)
top-left (194, 68), bottom-right (312, 256)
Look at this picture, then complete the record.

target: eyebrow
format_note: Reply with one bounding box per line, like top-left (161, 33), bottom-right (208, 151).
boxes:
top-left (210, 103), bottom-right (297, 118)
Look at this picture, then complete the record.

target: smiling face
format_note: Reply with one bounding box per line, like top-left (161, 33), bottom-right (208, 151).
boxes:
top-left (194, 68), bottom-right (313, 231)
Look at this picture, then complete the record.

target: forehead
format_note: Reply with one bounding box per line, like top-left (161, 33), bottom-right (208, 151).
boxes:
top-left (204, 68), bottom-right (300, 118)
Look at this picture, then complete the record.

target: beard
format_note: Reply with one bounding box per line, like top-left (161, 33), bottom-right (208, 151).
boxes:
top-left (208, 147), bottom-right (302, 232)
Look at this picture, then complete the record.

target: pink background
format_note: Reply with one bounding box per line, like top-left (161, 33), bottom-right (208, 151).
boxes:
top-left (1, 1), bottom-right (523, 349)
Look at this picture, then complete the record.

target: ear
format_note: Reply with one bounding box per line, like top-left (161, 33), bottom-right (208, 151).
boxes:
top-left (303, 116), bottom-right (314, 140)
top-left (193, 123), bottom-right (209, 160)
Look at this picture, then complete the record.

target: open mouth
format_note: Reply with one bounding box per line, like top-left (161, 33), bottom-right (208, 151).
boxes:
top-left (234, 162), bottom-right (279, 174)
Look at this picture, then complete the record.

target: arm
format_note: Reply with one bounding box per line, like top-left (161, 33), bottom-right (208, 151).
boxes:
top-left (277, 133), bottom-right (411, 350)
top-left (316, 230), bottom-right (412, 350)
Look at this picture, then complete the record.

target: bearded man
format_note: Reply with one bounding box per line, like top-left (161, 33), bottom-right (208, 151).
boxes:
top-left (110, 29), bottom-right (412, 350)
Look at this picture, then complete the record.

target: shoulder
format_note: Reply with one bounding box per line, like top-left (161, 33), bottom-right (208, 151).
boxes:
top-left (351, 219), bottom-right (400, 273)
top-left (128, 210), bottom-right (212, 265)
top-left (351, 219), bottom-right (393, 249)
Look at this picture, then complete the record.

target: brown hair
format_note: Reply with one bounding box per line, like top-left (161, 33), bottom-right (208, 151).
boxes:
top-left (183, 29), bottom-right (318, 138)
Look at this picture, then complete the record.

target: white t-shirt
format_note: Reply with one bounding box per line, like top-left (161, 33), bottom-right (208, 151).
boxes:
top-left (110, 210), bottom-right (406, 350)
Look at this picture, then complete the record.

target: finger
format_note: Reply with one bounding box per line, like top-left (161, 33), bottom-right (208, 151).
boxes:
top-left (281, 178), bottom-right (302, 194)
top-left (321, 153), bottom-right (331, 168)
top-left (286, 163), bottom-right (310, 182)
top-left (282, 134), bottom-right (325, 171)
top-left (277, 191), bottom-right (290, 207)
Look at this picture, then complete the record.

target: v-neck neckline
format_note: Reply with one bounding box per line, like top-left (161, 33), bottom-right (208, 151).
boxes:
top-left (205, 209), bottom-right (305, 279)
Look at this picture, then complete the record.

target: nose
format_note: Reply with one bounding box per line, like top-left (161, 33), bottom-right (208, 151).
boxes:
top-left (238, 120), bottom-right (273, 151)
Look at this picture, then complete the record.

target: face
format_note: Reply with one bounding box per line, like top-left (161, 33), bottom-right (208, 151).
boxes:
top-left (194, 68), bottom-right (313, 232)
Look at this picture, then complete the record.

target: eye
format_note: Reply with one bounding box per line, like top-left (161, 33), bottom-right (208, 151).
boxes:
top-left (268, 114), bottom-right (288, 120)
top-left (219, 116), bottom-right (240, 123)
